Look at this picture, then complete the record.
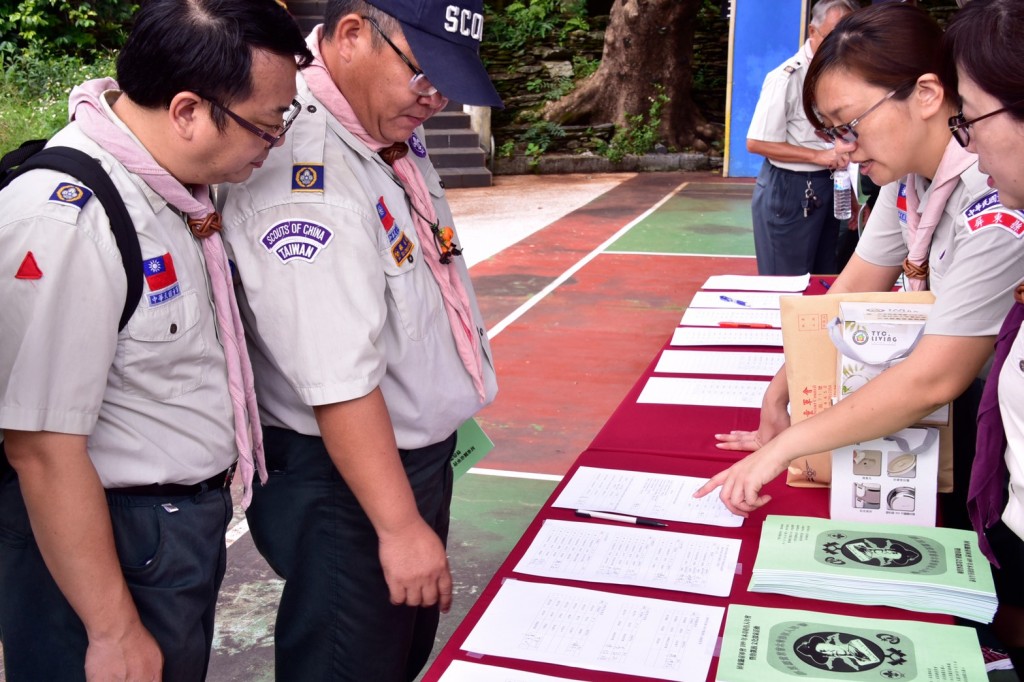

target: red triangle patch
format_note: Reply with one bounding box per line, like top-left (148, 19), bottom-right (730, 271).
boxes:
top-left (15, 252), bottom-right (43, 280)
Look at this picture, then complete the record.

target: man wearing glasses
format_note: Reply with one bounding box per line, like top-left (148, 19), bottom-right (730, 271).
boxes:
top-left (746, 0), bottom-right (859, 276)
top-left (219, 0), bottom-right (499, 679)
top-left (0, 1), bottom-right (311, 680)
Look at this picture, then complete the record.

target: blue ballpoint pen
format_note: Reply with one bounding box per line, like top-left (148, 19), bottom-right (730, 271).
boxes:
top-left (719, 295), bottom-right (751, 307)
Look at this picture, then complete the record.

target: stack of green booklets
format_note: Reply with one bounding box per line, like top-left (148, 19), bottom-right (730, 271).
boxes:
top-left (749, 515), bottom-right (997, 623)
top-left (716, 604), bottom-right (988, 681)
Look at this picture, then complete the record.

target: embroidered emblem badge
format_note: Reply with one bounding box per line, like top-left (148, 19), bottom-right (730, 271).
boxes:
top-left (143, 253), bottom-right (181, 305)
top-left (14, 252), bottom-right (42, 280)
top-left (48, 182), bottom-right (93, 209)
top-left (291, 164), bottom-right (324, 192)
top-left (261, 219), bottom-right (334, 263)
top-left (408, 133), bottom-right (427, 158)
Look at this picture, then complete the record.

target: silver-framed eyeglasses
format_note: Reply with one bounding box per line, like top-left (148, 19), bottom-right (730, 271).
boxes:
top-left (949, 102), bottom-right (1023, 148)
top-left (362, 16), bottom-right (442, 99)
top-left (814, 90), bottom-right (897, 144)
top-left (206, 97), bottom-right (302, 148)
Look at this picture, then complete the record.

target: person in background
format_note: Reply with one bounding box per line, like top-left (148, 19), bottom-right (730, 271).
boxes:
top-left (746, 0), bottom-right (859, 276)
top-left (0, 1), bottom-right (311, 679)
top-left (219, 0), bottom-right (500, 679)
top-left (697, 5), bottom-right (1024, 536)
top-left (944, 0), bottom-right (1024, 670)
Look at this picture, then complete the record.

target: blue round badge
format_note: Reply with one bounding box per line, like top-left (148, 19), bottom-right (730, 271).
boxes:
top-left (409, 133), bottom-right (427, 158)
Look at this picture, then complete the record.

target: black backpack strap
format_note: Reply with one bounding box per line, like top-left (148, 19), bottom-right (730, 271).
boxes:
top-left (0, 146), bottom-right (143, 331)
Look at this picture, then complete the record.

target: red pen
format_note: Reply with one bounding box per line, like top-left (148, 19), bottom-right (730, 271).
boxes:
top-left (718, 322), bottom-right (773, 328)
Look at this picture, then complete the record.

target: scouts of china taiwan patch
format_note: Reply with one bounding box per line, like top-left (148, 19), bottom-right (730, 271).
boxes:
top-left (261, 219), bottom-right (334, 264)
top-left (48, 182), bottom-right (93, 209)
top-left (143, 253), bottom-right (182, 305)
top-left (964, 191), bottom-right (1024, 238)
top-left (376, 197), bottom-right (415, 266)
top-left (291, 164), bottom-right (324, 192)
top-left (408, 133), bottom-right (428, 158)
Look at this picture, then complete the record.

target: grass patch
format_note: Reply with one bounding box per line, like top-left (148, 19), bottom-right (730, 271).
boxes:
top-left (0, 50), bottom-right (117, 151)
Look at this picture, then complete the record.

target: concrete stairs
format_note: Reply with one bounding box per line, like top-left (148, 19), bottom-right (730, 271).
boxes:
top-left (423, 102), bottom-right (492, 189)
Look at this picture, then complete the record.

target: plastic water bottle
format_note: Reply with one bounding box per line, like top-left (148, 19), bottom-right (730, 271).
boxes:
top-left (833, 168), bottom-right (852, 220)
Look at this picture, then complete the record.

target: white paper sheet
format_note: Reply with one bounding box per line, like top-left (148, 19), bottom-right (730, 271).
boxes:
top-left (653, 350), bottom-right (784, 377)
top-left (688, 291), bottom-right (784, 309)
top-left (679, 307), bottom-right (781, 328)
top-left (670, 327), bottom-right (783, 347)
top-left (514, 519), bottom-right (740, 597)
top-left (552, 466), bottom-right (744, 527)
top-left (460, 580), bottom-right (724, 682)
top-left (438, 660), bottom-right (584, 682)
top-left (637, 376), bottom-right (769, 408)
top-left (701, 273), bottom-right (810, 292)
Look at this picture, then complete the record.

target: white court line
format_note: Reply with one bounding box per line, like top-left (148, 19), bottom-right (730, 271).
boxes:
top-left (466, 468), bottom-right (563, 482)
top-left (225, 518), bottom-right (249, 548)
top-left (603, 250), bottom-right (756, 259)
top-left (486, 179), bottom-right (691, 341)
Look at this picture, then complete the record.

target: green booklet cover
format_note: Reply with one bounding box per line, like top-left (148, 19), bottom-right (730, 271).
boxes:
top-left (717, 604), bottom-right (987, 681)
top-left (750, 515), bottom-right (996, 622)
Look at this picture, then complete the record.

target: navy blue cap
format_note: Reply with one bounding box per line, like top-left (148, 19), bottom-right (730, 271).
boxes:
top-left (366, 0), bottom-right (503, 108)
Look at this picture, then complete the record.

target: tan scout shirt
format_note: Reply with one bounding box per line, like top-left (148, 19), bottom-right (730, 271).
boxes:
top-left (0, 104), bottom-right (236, 487)
top-left (857, 164), bottom-right (1024, 338)
top-left (220, 76), bottom-right (497, 450)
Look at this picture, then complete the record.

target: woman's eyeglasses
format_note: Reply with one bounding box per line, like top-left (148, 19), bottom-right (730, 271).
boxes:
top-left (949, 102), bottom-right (1023, 148)
top-left (814, 90), bottom-right (896, 144)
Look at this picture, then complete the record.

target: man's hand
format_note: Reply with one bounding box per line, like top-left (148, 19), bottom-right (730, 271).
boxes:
top-left (85, 621), bottom-right (163, 682)
top-left (378, 520), bottom-right (452, 613)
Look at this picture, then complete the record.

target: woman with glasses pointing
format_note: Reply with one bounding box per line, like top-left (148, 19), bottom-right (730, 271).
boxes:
top-left (697, 3), bottom-right (1024, 525)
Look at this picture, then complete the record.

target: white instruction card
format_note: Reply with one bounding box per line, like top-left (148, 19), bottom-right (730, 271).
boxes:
top-left (654, 350), bottom-right (784, 377)
top-left (679, 307), bottom-right (781, 328)
top-left (670, 327), bottom-right (783, 347)
top-left (552, 466), bottom-right (744, 527)
top-left (701, 273), bottom-right (810, 292)
top-left (438, 660), bottom-right (582, 682)
top-left (688, 291), bottom-right (783, 309)
top-left (460, 579), bottom-right (723, 682)
top-left (637, 376), bottom-right (769, 408)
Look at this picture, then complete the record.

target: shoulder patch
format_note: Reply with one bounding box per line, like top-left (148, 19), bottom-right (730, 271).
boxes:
top-left (143, 253), bottom-right (182, 305)
top-left (963, 190), bottom-right (1001, 220)
top-left (260, 219), bottom-right (334, 264)
top-left (966, 209), bottom-right (1024, 238)
top-left (48, 182), bottom-right (93, 209)
top-left (292, 164), bottom-right (324, 192)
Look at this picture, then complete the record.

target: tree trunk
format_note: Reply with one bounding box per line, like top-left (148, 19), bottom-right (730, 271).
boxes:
top-left (542, 0), bottom-right (710, 150)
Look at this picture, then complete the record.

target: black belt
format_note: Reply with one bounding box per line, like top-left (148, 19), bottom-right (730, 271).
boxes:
top-left (769, 164), bottom-right (831, 178)
top-left (107, 464), bottom-right (236, 498)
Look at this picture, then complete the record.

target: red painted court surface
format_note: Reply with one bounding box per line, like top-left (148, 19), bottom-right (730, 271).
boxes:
top-left (0, 172), bottom-right (760, 681)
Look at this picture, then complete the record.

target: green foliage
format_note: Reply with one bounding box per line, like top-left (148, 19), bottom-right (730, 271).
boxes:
top-left (509, 120), bottom-right (566, 166)
top-left (0, 1), bottom-right (136, 58)
top-left (0, 50), bottom-right (117, 150)
top-left (596, 85), bottom-right (670, 164)
top-left (498, 139), bottom-right (516, 158)
top-left (485, 0), bottom-right (589, 51)
top-left (525, 77), bottom-right (546, 93)
top-left (571, 55), bottom-right (599, 81)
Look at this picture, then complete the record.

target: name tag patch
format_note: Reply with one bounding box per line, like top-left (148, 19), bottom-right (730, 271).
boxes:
top-left (291, 164), bottom-right (324, 192)
top-left (964, 190), bottom-right (1000, 219)
top-left (49, 182), bottom-right (93, 209)
top-left (261, 219), bottom-right (334, 264)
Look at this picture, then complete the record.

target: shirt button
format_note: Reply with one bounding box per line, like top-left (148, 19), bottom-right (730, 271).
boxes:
top-left (170, 323), bottom-right (178, 334)
top-left (1019, 359), bottom-right (1024, 372)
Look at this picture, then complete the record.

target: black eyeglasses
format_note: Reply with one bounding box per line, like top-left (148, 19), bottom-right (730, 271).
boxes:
top-left (949, 103), bottom-right (1023, 148)
top-left (205, 97), bottom-right (302, 148)
top-left (814, 90), bottom-right (896, 144)
top-left (362, 16), bottom-right (444, 99)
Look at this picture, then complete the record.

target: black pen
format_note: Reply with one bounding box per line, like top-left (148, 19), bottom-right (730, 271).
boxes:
top-left (575, 509), bottom-right (667, 528)
top-left (818, 278), bottom-right (832, 290)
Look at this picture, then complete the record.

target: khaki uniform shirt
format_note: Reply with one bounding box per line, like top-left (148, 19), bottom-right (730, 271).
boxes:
top-left (857, 164), bottom-right (1024, 337)
top-left (747, 41), bottom-right (832, 173)
top-left (220, 75), bottom-right (497, 450)
top-left (0, 97), bottom-right (236, 487)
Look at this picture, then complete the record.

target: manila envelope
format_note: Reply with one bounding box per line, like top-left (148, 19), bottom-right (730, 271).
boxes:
top-left (780, 290), bottom-right (953, 492)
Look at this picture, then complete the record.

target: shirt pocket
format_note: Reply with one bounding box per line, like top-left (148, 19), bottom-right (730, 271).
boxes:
top-left (117, 289), bottom-right (207, 400)
top-left (380, 237), bottom-right (443, 342)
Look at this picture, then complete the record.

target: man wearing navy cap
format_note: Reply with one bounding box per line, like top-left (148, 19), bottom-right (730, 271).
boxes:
top-left (219, 0), bottom-right (500, 679)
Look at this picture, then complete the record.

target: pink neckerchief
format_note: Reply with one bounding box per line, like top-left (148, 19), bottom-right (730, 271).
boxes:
top-left (901, 139), bottom-right (977, 290)
top-left (303, 28), bottom-right (485, 401)
top-left (69, 78), bottom-right (266, 508)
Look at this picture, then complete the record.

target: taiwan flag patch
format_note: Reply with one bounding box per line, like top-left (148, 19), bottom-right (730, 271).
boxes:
top-left (143, 253), bottom-right (178, 291)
